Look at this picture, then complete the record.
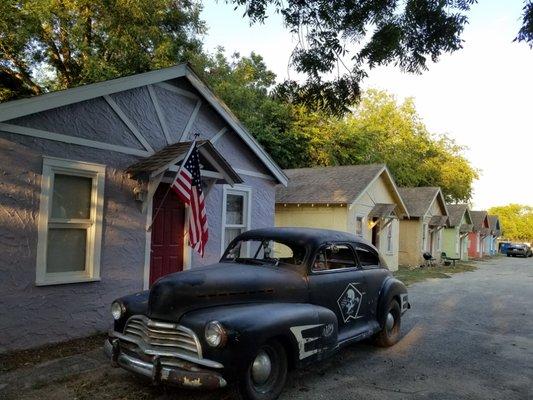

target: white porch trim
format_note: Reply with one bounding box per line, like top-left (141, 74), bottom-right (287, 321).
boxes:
top-left (147, 85), bottom-right (173, 145)
top-left (0, 123), bottom-right (151, 157)
top-left (103, 95), bottom-right (154, 152)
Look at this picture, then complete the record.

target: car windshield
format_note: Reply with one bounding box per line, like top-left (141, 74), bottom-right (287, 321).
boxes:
top-left (221, 238), bottom-right (306, 267)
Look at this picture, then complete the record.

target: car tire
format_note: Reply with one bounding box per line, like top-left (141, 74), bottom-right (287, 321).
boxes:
top-left (232, 340), bottom-right (288, 400)
top-left (507, 253), bottom-right (510, 257)
top-left (374, 299), bottom-right (401, 347)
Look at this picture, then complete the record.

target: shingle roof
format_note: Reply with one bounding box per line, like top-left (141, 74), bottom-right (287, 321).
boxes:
top-left (276, 164), bottom-right (386, 204)
top-left (460, 224), bottom-right (473, 233)
top-left (126, 140), bottom-right (243, 184)
top-left (470, 210), bottom-right (488, 231)
top-left (446, 204), bottom-right (469, 227)
top-left (397, 187), bottom-right (442, 217)
top-left (429, 215), bottom-right (448, 227)
top-left (368, 203), bottom-right (396, 218)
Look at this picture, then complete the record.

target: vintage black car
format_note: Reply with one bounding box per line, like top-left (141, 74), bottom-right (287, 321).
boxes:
top-left (105, 227), bottom-right (410, 400)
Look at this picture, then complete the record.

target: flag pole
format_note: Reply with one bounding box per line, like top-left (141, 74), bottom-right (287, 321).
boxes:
top-left (147, 134), bottom-right (199, 232)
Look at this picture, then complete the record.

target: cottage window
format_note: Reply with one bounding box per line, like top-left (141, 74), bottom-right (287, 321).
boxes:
top-left (386, 223), bottom-right (393, 253)
top-left (422, 223), bottom-right (427, 251)
top-left (355, 216), bottom-right (363, 237)
top-left (221, 185), bottom-right (251, 255)
top-left (36, 157), bottom-right (105, 285)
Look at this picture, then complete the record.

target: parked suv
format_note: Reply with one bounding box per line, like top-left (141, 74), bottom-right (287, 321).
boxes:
top-left (506, 243), bottom-right (532, 257)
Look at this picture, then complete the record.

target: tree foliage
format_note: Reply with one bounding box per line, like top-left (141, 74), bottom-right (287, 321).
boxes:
top-left (227, 0), bottom-right (476, 114)
top-left (0, 0), bottom-right (204, 101)
top-left (516, 1), bottom-right (533, 47)
top-left (488, 204), bottom-right (533, 242)
top-left (227, 0), bottom-right (533, 114)
top-left (195, 52), bottom-right (477, 201)
top-left (289, 89), bottom-right (479, 202)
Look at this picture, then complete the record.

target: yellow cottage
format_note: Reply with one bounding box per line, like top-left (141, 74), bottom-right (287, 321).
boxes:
top-left (275, 164), bottom-right (409, 271)
top-left (397, 187), bottom-right (449, 267)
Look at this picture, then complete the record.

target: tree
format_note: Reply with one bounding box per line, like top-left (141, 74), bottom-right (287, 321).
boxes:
top-left (488, 204), bottom-right (533, 242)
top-left (190, 50), bottom-right (312, 168)
top-left (516, 1), bottom-right (533, 47)
top-left (228, 0), bottom-right (533, 115)
top-left (228, 0), bottom-right (475, 114)
top-left (286, 89), bottom-right (479, 202)
top-left (193, 53), bottom-right (477, 201)
top-left (0, 0), bottom-right (205, 101)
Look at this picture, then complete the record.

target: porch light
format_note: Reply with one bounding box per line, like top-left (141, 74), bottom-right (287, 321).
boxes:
top-left (133, 183), bottom-right (147, 202)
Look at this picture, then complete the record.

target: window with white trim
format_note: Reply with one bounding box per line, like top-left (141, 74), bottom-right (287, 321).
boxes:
top-left (355, 216), bottom-right (363, 237)
top-left (36, 157), bottom-right (105, 285)
top-left (422, 223), bottom-right (427, 251)
top-left (386, 223), bottom-right (393, 253)
top-left (221, 186), bottom-right (251, 255)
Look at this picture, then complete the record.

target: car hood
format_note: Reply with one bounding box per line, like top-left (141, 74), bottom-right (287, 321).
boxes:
top-left (147, 262), bottom-right (309, 321)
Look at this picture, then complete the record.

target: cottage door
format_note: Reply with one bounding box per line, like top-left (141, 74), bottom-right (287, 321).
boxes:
top-left (150, 184), bottom-right (185, 286)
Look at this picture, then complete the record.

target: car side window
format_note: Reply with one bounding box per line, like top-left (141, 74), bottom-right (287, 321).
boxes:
top-left (312, 244), bottom-right (358, 272)
top-left (355, 245), bottom-right (380, 269)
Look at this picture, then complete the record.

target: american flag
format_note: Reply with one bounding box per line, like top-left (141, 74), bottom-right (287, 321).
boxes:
top-left (170, 143), bottom-right (208, 256)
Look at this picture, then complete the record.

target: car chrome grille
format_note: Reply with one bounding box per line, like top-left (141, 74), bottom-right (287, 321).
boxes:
top-left (121, 315), bottom-right (202, 360)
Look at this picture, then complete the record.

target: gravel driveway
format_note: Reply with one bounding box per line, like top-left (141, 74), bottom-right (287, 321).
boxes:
top-left (2, 256), bottom-right (532, 400)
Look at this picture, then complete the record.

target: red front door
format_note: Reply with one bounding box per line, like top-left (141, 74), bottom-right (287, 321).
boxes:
top-left (150, 184), bottom-right (185, 286)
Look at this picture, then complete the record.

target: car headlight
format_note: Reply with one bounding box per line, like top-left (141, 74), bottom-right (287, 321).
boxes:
top-left (204, 321), bottom-right (227, 348)
top-left (111, 301), bottom-right (125, 320)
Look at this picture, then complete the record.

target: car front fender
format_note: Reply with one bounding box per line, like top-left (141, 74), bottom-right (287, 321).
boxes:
top-left (180, 302), bottom-right (338, 377)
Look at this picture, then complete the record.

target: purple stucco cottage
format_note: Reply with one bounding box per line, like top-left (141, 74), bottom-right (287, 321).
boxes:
top-left (0, 64), bottom-right (287, 352)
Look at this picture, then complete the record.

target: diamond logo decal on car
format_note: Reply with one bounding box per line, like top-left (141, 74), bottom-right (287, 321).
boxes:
top-left (337, 283), bottom-right (364, 323)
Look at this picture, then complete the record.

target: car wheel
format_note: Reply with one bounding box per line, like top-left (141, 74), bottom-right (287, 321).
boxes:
top-left (507, 254), bottom-right (510, 257)
top-left (232, 340), bottom-right (288, 400)
top-left (374, 299), bottom-right (401, 347)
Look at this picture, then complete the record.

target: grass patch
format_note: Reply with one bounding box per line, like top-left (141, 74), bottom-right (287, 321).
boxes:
top-left (0, 333), bottom-right (106, 373)
top-left (393, 262), bottom-right (477, 286)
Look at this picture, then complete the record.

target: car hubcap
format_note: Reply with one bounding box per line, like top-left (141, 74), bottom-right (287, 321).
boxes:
top-left (251, 350), bottom-right (272, 385)
top-left (386, 312), bottom-right (395, 332)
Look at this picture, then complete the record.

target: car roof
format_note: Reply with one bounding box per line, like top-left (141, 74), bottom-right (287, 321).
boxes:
top-left (236, 227), bottom-right (378, 252)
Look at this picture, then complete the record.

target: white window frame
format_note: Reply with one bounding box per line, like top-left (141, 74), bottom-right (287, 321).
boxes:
top-left (36, 157), bottom-right (105, 286)
top-left (386, 222), bottom-right (393, 253)
top-left (355, 215), bottom-right (364, 237)
top-left (220, 185), bottom-right (252, 256)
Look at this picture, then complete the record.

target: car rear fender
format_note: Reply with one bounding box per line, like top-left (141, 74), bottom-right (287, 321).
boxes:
top-left (377, 277), bottom-right (409, 327)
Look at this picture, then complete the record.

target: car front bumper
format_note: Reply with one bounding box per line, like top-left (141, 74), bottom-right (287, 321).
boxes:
top-left (104, 338), bottom-right (227, 389)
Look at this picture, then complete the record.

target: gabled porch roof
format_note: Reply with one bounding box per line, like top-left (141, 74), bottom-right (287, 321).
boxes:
top-left (126, 140), bottom-right (243, 185)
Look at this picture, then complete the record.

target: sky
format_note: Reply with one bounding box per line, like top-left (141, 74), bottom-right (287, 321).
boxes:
top-left (201, 0), bottom-right (533, 210)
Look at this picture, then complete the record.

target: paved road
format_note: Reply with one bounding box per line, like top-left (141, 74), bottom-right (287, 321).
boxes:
top-left (2, 256), bottom-right (532, 400)
top-left (282, 256), bottom-right (533, 400)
